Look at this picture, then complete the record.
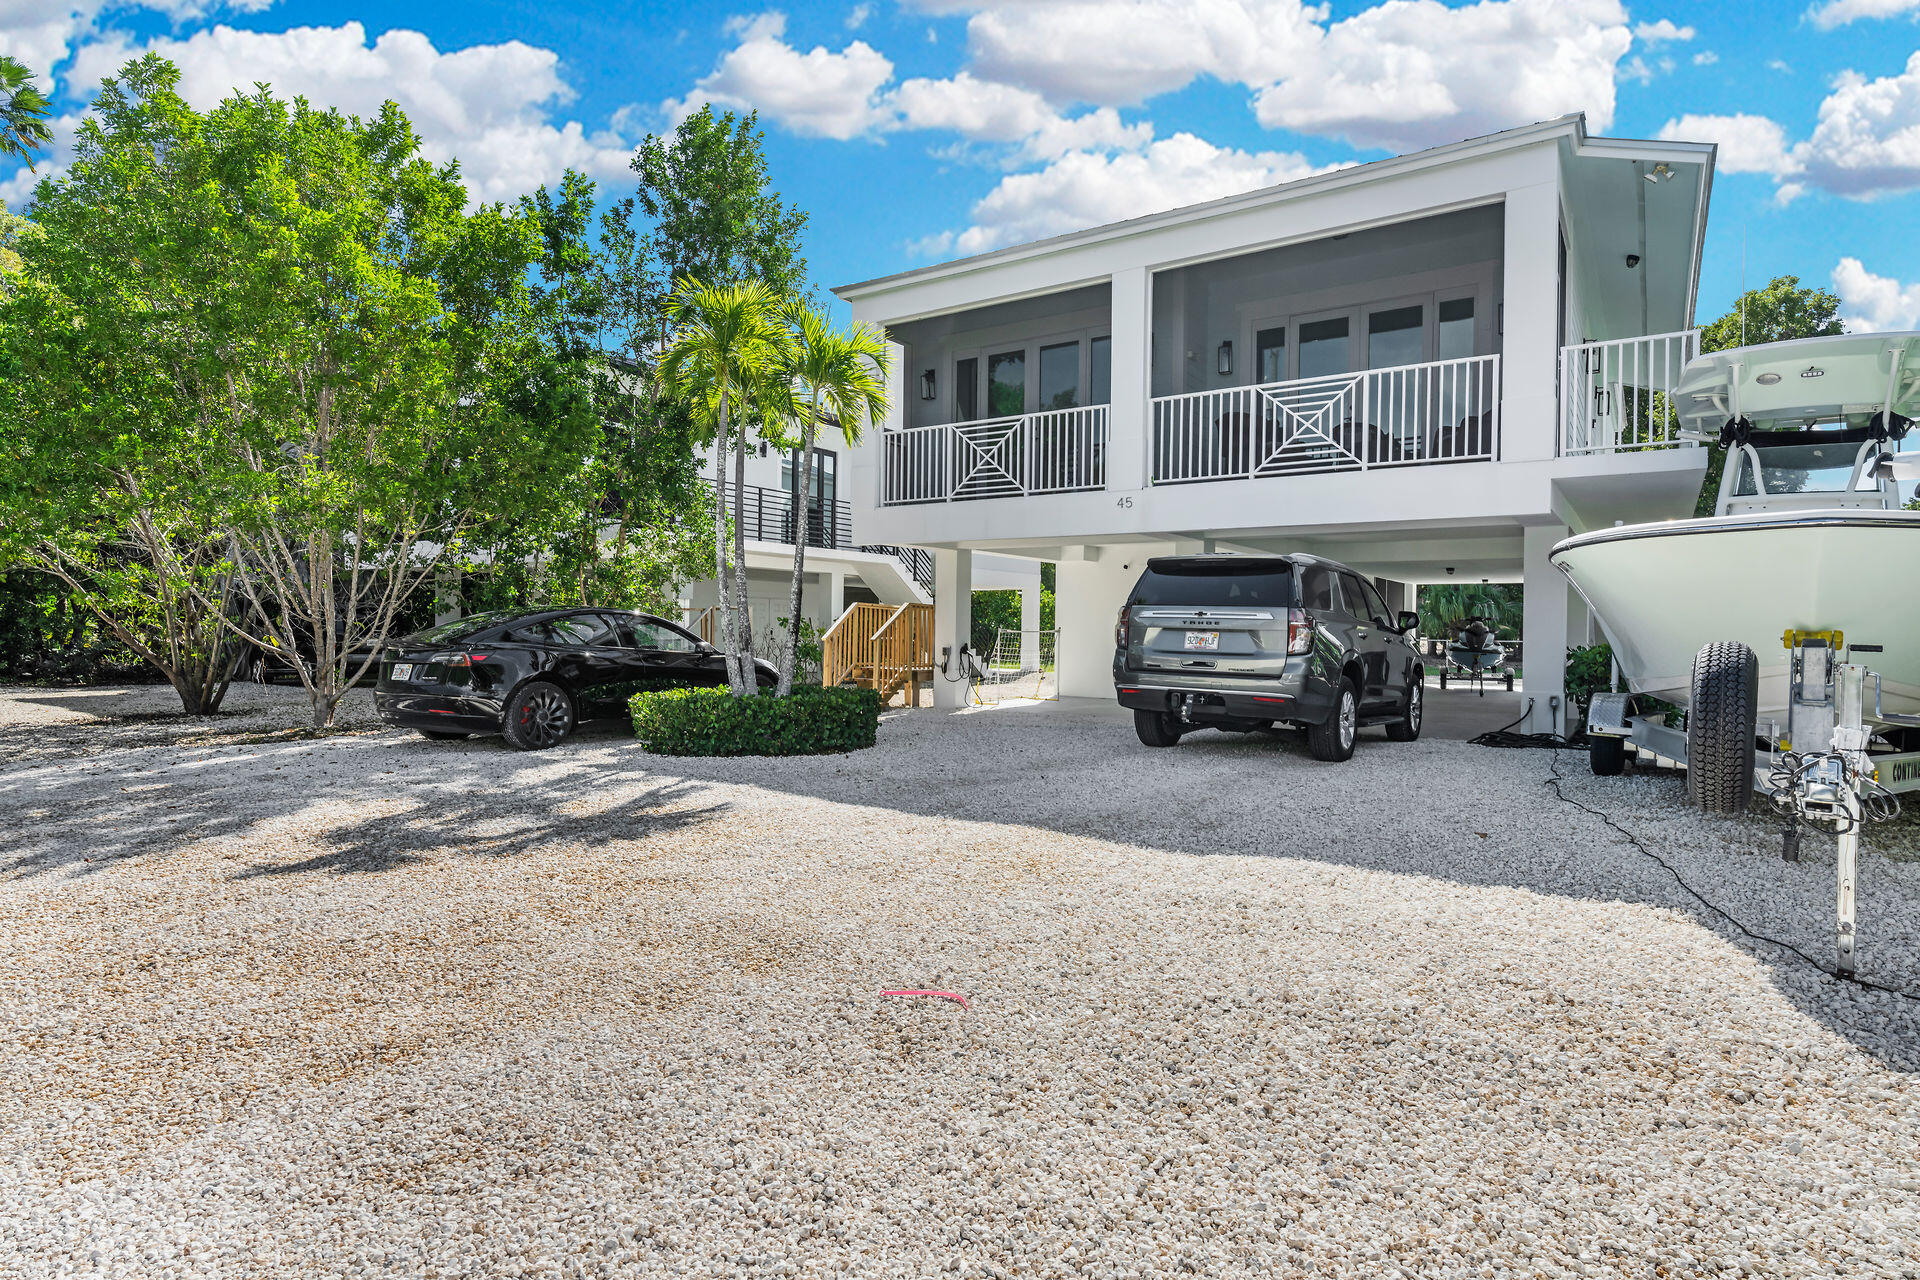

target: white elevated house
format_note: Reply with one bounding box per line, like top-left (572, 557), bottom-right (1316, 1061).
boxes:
top-left (835, 113), bottom-right (1717, 732)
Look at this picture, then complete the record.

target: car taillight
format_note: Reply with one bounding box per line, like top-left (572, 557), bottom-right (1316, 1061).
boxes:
top-left (430, 652), bottom-right (484, 668)
top-left (1286, 608), bottom-right (1314, 655)
top-left (1115, 604), bottom-right (1131, 649)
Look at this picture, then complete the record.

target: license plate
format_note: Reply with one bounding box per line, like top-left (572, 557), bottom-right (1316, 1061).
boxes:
top-left (1183, 631), bottom-right (1219, 651)
top-left (391, 663), bottom-right (414, 682)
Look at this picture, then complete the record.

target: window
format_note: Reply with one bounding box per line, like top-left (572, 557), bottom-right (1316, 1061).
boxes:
top-left (1130, 561), bottom-right (1295, 608)
top-left (1358, 578), bottom-right (1391, 626)
top-left (623, 618), bottom-right (699, 651)
top-left (987, 350), bottom-right (1026, 417)
top-left (1734, 440), bottom-right (1872, 496)
top-left (1256, 327), bottom-right (1286, 384)
top-left (1299, 565), bottom-right (1335, 612)
top-left (1039, 341), bottom-right (1080, 410)
top-left (954, 356), bottom-right (978, 421)
top-left (1367, 305), bottom-right (1424, 370)
top-left (1089, 336), bottom-right (1111, 405)
top-left (1334, 572), bottom-right (1375, 621)
top-left (522, 614), bottom-right (617, 646)
top-left (1297, 317), bottom-right (1351, 379)
top-left (1438, 297), bottom-right (1475, 361)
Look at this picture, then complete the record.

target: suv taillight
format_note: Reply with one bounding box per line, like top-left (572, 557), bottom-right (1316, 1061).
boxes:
top-left (1286, 608), bottom-right (1313, 655)
top-left (1115, 604), bottom-right (1131, 649)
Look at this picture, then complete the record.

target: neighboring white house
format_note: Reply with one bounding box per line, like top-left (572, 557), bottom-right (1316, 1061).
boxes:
top-left (834, 113), bottom-right (1718, 733)
top-left (678, 438), bottom-right (1043, 648)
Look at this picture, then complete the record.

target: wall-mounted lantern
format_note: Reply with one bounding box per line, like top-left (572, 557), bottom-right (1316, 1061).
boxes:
top-left (1216, 341), bottom-right (1233, 377)
top-left (919, 369), bottom-right (936, 400)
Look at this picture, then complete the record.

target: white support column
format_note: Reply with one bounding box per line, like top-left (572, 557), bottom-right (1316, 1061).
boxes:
top-left (1500, 179), bottom-right (1563, 463)
top-left (1020, 582), bottom-right (1041, 671)
top-left (433, 561), bottom-right (460, 626)
top-left (1522, 523), bottom-right (1570, 736)
top-left (1108, 266), bottom-right (1151, 493)
top-left (826, 569), bottom-right (847, 625)
top-left (933, 548), bottom-right (973, 710)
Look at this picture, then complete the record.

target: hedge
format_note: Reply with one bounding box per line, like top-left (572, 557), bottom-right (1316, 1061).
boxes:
top-left (628, 684), bottom-right (882, 757)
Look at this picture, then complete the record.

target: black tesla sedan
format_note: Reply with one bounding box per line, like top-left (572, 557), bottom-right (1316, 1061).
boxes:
top-left (375, 607), bottom-right (776, 750)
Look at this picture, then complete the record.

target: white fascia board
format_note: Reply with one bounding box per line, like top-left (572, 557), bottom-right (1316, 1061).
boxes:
top-left (833, 118), bottom-right (1582, 320)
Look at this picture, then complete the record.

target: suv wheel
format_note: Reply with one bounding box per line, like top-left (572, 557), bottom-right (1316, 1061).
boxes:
top-left (1307, 678), bottom-right (1359, 762)
top-left (1384, 677), bottom-right (1422, 742)
top-left (1133, 708), bottom-right (1183, 748)
top-left (503, 680), bottom-right (575, 751)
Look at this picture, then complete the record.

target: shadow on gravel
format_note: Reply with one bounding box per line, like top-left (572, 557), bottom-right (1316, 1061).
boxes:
top-left (234, 779), bottom-right (720, 878)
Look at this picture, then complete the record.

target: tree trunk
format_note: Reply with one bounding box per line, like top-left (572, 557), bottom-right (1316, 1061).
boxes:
top-left (712, 394), bottom-right (743, 693)
top-left (777, 397), bottom-right (820, 698)
top-left (729, 428), bottom-right (756, 696)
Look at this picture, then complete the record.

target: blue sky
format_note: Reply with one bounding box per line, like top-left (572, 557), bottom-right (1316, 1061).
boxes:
top-left (6, 0), bottom-right (1919, 330)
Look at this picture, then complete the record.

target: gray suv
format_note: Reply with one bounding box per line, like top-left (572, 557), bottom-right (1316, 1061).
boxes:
top-left (1112, 554), bottom-right (1423, 761)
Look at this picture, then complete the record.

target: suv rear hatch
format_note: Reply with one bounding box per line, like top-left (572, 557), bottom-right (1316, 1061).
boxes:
top-left (1123, 557), bottom-right (1294, 678)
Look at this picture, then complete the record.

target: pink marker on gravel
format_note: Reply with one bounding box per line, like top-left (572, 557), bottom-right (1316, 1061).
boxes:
top-left (880, 989), bottom-right (970, 1009)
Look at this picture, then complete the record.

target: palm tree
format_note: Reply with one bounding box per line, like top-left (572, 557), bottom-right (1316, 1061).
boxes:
top-left (0, 57), bottom-right (53, 171)
top-left (660, 277), bottom-right (791, 695)
top-left (776, 303), bottom-right (890, 695)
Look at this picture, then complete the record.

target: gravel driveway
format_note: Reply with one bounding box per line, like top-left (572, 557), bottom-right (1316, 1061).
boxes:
top-left (4, 683), bottom-right (1920, 1279)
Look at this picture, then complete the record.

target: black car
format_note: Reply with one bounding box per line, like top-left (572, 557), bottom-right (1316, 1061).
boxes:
top-left (1112, 554), bottom-right (1423, 762)
top-left (375, 607), bottom-right (776, 750)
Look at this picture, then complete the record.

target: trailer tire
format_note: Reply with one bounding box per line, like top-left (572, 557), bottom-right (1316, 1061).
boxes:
top-left (1589, 734), bottom-right (1626, 777)
top-left (1685, 641), bottom-right (1758, 814)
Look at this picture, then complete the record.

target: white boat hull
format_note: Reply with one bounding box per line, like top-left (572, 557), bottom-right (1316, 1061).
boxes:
top-left (1551, 510), bottom-right (1920, 726)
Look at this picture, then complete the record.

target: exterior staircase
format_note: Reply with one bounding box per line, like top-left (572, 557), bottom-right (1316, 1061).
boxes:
top-left (822, 602), bottom-right (935, 704)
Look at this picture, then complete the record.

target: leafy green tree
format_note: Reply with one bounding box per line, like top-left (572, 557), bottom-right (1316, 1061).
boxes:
top-left (0, 56), bottom-right (53, 169)
top-left (0, 56), bottom-right (599, 727)
top-left (774, 303), bottom-right (889, 695)
top-left (1692, 276), bottom-right (1846, 516)
top-left (1417, 582), bottom-right (1522, 640)
top-left (660, 278), bottom-right (793, 695)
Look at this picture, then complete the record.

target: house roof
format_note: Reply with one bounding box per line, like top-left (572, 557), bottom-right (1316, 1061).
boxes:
top-left (833, 113), bottom-right (1716, 302)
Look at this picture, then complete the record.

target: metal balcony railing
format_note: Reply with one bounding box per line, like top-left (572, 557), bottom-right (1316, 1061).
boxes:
top-left (881, 404), bottom-right (1108, 505)
top-left (710, 481), bottom-right (853, 550)
top-left (1150, 354), bottom-right (1501, 484)
top-left (1559, 329), bottom-right (1701, 455)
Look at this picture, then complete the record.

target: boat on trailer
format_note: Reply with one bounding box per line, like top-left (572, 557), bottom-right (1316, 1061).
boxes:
top-left (1439, 616), bottom-right (1514, 694)
top-left (1549, 331), bottom-right (1920, 978)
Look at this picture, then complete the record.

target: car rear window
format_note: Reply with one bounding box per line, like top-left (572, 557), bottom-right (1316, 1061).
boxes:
top-left (1130, 562), bottom-right (1294, 608)
top-left (404, 609), bottom-right (519, 645)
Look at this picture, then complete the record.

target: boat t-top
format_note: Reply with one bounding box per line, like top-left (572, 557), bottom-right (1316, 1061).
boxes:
top-left (1550, 331), bottom-right (1920, 977)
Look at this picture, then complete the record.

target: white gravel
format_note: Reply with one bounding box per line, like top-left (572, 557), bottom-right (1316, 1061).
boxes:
top-left (4, 682), bottom-right (1920, 1279)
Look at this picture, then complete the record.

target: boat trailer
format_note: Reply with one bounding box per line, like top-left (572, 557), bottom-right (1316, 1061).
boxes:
top-left (1585, 631), bottom-right (1918, 978)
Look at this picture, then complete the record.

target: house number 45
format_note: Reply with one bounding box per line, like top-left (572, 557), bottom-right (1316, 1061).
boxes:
top-left (1115, 496), bottom-right (1134, 509)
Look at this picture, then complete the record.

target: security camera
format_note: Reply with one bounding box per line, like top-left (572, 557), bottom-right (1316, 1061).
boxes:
top-left (1445, 566), bottom-right (1456, 576)
top-left (1625, 253), bottom-right (1641, 269)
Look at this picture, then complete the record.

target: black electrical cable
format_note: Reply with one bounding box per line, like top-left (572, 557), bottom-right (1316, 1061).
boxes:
top-left (1540, 749), bottom-right (1920, 1003)
top-left (1467, 698), bottom-right (1585, 750)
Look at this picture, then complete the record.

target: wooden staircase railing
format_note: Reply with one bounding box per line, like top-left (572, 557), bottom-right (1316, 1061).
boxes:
top-left (822, 601), bottom-right (934, 704)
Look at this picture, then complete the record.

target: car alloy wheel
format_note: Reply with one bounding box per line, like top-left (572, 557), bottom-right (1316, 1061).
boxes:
top-left (516, 684), bottom-right (573, 748)
top-left (1338, 688), bottom-right (1356, 750)
top-left (1408, 682), bottom-right (1422, 731)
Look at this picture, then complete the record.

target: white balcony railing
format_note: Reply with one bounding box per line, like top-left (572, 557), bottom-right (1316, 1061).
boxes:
top-left (1150, 354), bottom-right (1501, 484)
top-left (1560, 329), bottom-right (1700, 455)
top-left (881, 404), bottom-right (1107, 505)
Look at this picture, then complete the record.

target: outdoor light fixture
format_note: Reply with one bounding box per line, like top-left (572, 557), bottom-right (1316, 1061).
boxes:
top-left (1644, 162), bottom-right (1676, 184)
top-left (1756, 372), bottom-right (1783, 386)
top-left (1217, 340), bottom-right (1233, 376)
top-left (919, 369), bottom-right (936, 400)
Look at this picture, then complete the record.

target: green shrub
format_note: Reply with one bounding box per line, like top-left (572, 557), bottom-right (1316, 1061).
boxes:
top-left (629, 684), bottom-right (882, 756)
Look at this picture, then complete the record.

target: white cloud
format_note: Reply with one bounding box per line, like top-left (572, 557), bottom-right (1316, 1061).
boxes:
top-left (1693, 50), bottom-right (1718, 66)
top-left (1806, 0), bottom-right (1920, 30)
top-left (0, 109), bottom-right (81, 205)
top-left (1833, 257), bottom-right (1920, 331)
top-left (0, 0), bottom-right (274, 87)
top-left (668, 13), bottom-right (1152, 161)
top-left (938, 133), bottom-right (1336, 255)
top-left (664, 11), bottom-right (894, 140)
top-left (1795, 51), bottom-right (1920, 197)
top-left (1632, 18), bottom-right (1694, 41)
top-left (846, 3), bottom-right (873, 28)
top-left (1658, 113), bottom-right (1801, 177)
top-left (66, 22), bottom-right (633, 203)
top-left (1251, 0), bottom-right (1633, 150)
